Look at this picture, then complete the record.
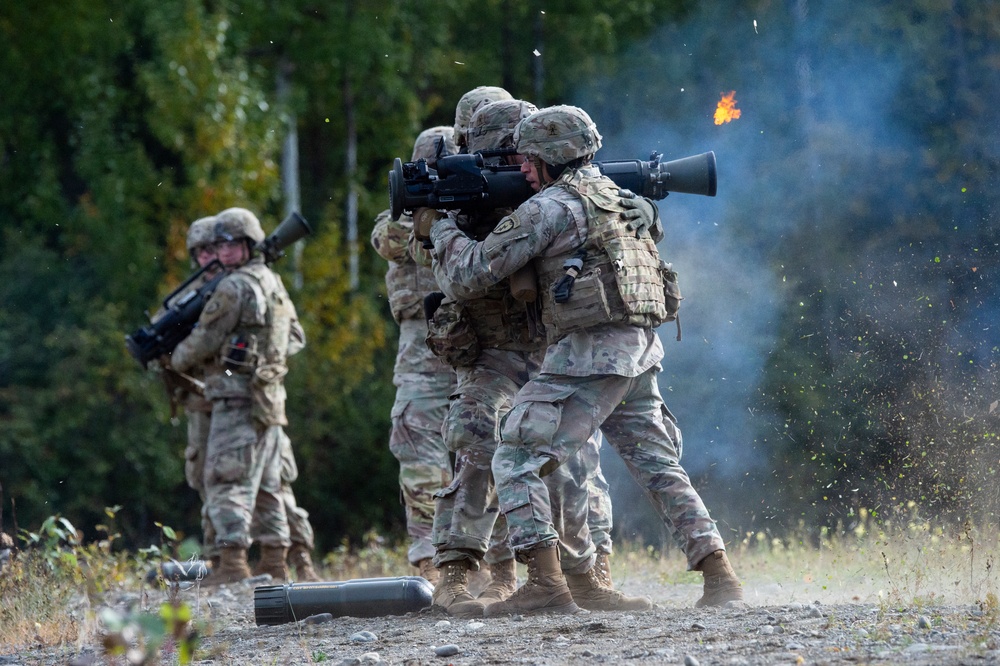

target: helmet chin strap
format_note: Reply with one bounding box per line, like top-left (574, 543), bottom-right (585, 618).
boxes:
top-left (532, 156), bottom-right (554, 187)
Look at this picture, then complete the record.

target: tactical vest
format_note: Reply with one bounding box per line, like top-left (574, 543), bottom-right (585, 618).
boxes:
top-left (424, 207), bottom-right (545, 366)
top-left (386, 259), bottom-right (440, 323)
top-left (204, 260), bottom-right (294, 426)
top-left (462, 282), bottom-right (543, 351)
top-left (536, 169), bottom-right (669, 343)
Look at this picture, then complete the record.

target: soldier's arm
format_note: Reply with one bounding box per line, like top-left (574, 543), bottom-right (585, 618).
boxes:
top-left (272, 273), bottom-right (306, 357)
top-left (287, 307), bottom-right (306, 357)
top-left (171, 278), bottom-right (243, 373)
top-left (370, 209), bottom-right (414, 264)
top-left (429, 199), bottom-right (549, 294)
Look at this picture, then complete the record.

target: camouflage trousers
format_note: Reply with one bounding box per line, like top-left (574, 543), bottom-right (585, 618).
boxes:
top-left (203, 398), bottom-right (289, 549)
top-left (432, 349), bottom-right (613, 572)
top-left (184, 408), bottom-right (217, 557)
top-left (191, 411), bottom-right (313, 554)
top-left (252, 428), bottom-right (315, 550)
top-left (495, 367), bottom-right (725, 570)
top-left (389, 393), bottom-right (453, 564)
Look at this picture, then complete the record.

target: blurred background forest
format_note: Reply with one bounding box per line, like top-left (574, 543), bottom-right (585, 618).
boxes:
top-left (1, 0), bottom-right (998, 556)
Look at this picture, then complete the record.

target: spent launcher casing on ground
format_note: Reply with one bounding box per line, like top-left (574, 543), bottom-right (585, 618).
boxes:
top-left (125, 212), bottom-right (313, 369)
top-left (388, 149), bottom-right (718, 222)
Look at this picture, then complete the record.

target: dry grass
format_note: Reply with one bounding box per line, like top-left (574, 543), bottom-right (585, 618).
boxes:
top-left (2, 514), bottom-right (999, 659)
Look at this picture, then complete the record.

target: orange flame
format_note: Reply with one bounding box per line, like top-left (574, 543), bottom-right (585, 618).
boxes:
top-left (714, 91), bottom-right (742, 125)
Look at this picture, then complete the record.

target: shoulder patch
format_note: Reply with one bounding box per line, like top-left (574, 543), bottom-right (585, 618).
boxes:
top-left (492, 213), bottom-right (521, 235)
top-left (203, 298), bottom-right (222, 315)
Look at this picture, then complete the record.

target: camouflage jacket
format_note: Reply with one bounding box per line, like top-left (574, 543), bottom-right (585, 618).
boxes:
top-left (429, 165), bottom-right (664, 378)
top-left (371, 209), bottom-right (455, 388)
top-left (172, 257), bottom-right (302, 425)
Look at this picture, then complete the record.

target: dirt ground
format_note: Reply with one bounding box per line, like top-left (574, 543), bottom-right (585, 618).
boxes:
top-left (7, 561), bottom-right (1000, 666)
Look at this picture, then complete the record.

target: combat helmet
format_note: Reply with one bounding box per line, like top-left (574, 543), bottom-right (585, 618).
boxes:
top-left (514, 105), bottom-right (603, 167)
top-left (213, 207), bottom-right (266, 245)
top-left (467, 99), bottom-right (539, 156)
top-left (453, 86), bottom-right (513, 149)
top-left (185, 215), bottom-right (217, 265)
top-left (411, 125), bottom-right (457, 168)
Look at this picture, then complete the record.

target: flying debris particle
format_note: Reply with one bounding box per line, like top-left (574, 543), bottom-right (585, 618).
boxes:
top-left (533, 49), bottom-right (541, 57)
top-left (753, 19), bottom-right (758, 34)
top-left (455, 61), bottom-right (465, 65)
top-left (714, 91), bottom-right (742, 125)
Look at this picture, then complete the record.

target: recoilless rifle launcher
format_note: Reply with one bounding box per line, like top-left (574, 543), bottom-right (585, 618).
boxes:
top-left (388, 149), bottom-right (718, 223)
top-left (125, 212), bottom-right (313, 369)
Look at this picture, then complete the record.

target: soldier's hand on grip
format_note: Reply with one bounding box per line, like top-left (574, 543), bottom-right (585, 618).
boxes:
top-left (619, 192), bottom-right (663, 243)
top-left (413, 207), bottom-right (443, 246)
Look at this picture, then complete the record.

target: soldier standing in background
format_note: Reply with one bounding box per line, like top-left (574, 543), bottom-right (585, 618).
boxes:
top-left (158, 214), bottom-right (320, 581)
top-left (429, 105), bottom-right (744, 616)
top-left (370, 126), bottom-right (459, 585)
top-left (169, 207), bottom-right (298, 583)
top-left (154, 215), bottom-right (222, 567)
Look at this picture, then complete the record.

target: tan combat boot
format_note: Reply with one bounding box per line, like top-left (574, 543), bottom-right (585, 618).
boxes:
top-left (695, 550), bottom-right (744, 607)
top-left (482, 544), bottom-right (580, 618)
top-left (467, 560), bottom-right (492, 597)
top-left (593, 551), bottom-right (613, 588)
top-left (432, 560), bottom-right (479, 616)
top-left (475, 558), bottom-right (517, 606)
top-left (253, 545), bottom-right (290, 582)
top-left (566, 564), bottom-right (653, 611)
top-left (288, 543), bottom-right (321, 582)
top-left (207, 546), bottom-right (251, 584)
top-left (417, 557), bottom-right (440, 586)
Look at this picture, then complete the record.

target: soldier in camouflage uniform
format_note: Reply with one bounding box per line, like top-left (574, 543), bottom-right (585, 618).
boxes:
top-left (429, 106), bottom-right (744, 616)
top-left (370, 126), bottom-right (458, 585)
top-left (423, 97), bottom-right (646, 618)
top-left (452, 85), bottom-right (513, 152)
top-left (170, 207), bottom-right (298, 584)
top-left (154, 216), bottom-right (221, 565)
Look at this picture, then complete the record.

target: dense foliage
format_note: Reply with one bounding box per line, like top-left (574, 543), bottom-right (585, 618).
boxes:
top-left (1, 0), bottom-right (997, 553)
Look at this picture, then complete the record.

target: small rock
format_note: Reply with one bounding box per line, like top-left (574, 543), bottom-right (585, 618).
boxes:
top-left (786, 642), bottom-right (804, 650)
top-left (434, 644), bottom-right (460, 657)
top-left (690, 622), bottom-right (706, 631)
top-left (350, 631), bottom-right (378, 643)
top-left (244, 573), bottom-right (272, 586)
top-left (466, 621), bottom-right (485, 630)
top-left (918, 615), bottom-right (933, 629)
top-left (684, 655), bottom-right (700, 666)
top-left (338, 659), bottom-right (360, 666)
top-left (788, 603), bottom-right (803, 611)
top-left (808, 606), bottom-right (823, 618)
top-left (435, 620), bottom-right (452, 630)
top-left (759, 625), bottom-right (775, 635)
top-left (857, 628), bottom-right (869, 637)
top-left (359, 652), bottom-right (381, 664)
top-left (303, 613), bottom-right (333, 625)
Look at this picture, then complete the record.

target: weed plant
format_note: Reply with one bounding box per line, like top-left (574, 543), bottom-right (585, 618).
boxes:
top-left (1, 506), bottom-right (998, 662)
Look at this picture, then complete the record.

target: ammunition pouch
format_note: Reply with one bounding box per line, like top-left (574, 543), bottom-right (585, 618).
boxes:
top-left (546, 268), bottom-right (613, 336)
top-left (252, 363), bottom-right (289, 426)
top-left (661, 261), bottom-right (682, 321)
top-left (425, 300), bottom-right (481, 367)
top-left (388, 288), bottom-right (424, 323)
top-left (222, 334), bottom-right (259, 372)
top-left (661, 261), bottom-right (683, 341)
